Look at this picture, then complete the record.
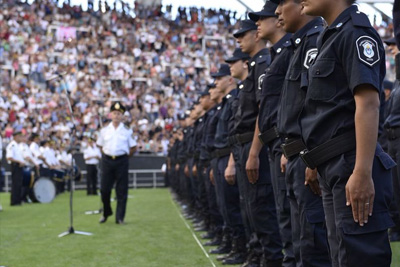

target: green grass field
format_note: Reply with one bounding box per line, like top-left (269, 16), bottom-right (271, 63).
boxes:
top-left (0, 188), bottom-right (399, 267)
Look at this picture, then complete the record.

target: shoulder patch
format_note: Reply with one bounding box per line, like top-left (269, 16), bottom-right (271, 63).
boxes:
top-left (303, 48), bottom-right (318, 69)
top-left (356, 36), bottom-right (380, 67)
top-left (258, 74), bottom-right (266, 90)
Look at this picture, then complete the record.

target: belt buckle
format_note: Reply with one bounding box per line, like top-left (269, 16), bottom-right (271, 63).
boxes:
top-left (112, 155), bottom-right (116, 160)
top-left (299, 149), bottom-right (316, 169)
top-left (273, 126), bottom-right (280, 138)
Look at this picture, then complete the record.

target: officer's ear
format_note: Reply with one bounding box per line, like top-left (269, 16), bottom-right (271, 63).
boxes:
top-left (243, 60), bottom-right (249, 70)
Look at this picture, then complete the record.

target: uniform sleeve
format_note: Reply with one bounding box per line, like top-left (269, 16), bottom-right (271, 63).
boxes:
top-left (96, 129), bottom-right (104, 147)
top-left (341, 30), bottom-right (385, 94)
top-left (6, 143), bottom-right (14, 160)
top-left (255, 62), bottom-right (268, 103)
top-left (128, 130), bottom-right (137, 148)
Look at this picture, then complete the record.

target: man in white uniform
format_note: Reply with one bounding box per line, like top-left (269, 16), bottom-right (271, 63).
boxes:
top-left (97, 102), bottom-right (136, 224)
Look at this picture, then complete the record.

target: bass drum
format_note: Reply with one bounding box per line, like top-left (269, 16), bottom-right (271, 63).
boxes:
top-left (30, 177), bottom-right (56, 203)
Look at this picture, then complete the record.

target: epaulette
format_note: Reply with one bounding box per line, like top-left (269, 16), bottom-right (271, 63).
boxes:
top-left (307, 25), bottom-right (324, 37)
top-left (351, 11), bottom-right (371, 28)
top-left (256, 54), bottom-right (268, 64)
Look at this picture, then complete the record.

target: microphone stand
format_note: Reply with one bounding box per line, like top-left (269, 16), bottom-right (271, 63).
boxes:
top-left (56, 74), bottom-right (92, 237)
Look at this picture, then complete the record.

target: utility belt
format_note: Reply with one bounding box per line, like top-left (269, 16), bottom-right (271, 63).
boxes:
top-left (386, 127), bottom-right (400, 140)
top-left (211, 147), bottom-right (231, 159)
top-left (229, 132), bottom-right (254, 146)
top-left (300, 131), bottom-right (356, 170)
top-left (104, 154), bottom-right (127, 160)
top-left (281, 138), bottom-right (307, 159)
top-left (258, 126), bottom-right (280, 146)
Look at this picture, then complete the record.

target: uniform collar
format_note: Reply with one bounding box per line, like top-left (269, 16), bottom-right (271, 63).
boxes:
top-left (249, 48), bottom-right (269, 64)
top-left (271, 33), bottom-right (292, 58)
top-left (328, 5), bottom-right (357, 30)
top-left (292, 17), bottom-right (324, 48)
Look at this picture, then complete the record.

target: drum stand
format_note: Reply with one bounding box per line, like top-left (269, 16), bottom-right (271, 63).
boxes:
top-left (57, 73), bottom-right (92, 238)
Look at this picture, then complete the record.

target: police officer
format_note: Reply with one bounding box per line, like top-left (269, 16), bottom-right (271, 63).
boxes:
top-left (199, 87), bottom-right (225, 247)
top-left (233, 19), bottom-right (283, 267)
top-left (209, 64), bottom-right (247, 260)
top-left (20, 134), bottom-right (37, 202)
top-left (249, 2), bottom-right (295, 266)
top-left (6, 131), bottom-right (25, 206)
top-left (223, 48), bottom-right (251, 265)
top-left (300, 1), bottom-right (396, 266)
top-left (272, 0), bottom-right (331, 266)
top-left (83, 136), bottom-right (101, 195)
top-left (97, 101), bottom-right (137, 224)
top-left (383, 37), bottom-right (400, 241)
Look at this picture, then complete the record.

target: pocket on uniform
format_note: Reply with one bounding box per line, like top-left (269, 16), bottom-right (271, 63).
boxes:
top-left (309, 59), bottom-right (336, 100)
top-left (341, 211), bottom-right (393, 235)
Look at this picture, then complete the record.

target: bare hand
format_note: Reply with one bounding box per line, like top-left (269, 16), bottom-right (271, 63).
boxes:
top-left (280, 154), bottom-right (287, 173)
top-left (184, 164), bottom-right (189, 178)
top-left (209, 169), bottom-right (215, 186)
top-left (345, 170), bottom-right (375, 226)
top-left (305, 167), bottom-right (321, 196)
top-left (246, 154), bottom-right (259, 184)
top-left (192, 165), bottom-right (197, 178)
top-left (225, 164), bottom-right (236, 185)
top-left (175, 164), bottom-right (179, 172)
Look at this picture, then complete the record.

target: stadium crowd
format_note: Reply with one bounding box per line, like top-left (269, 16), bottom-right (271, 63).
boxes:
top-left (0, 0), bottom-right (243, 155)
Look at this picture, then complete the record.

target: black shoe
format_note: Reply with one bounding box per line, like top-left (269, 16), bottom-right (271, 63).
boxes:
top-left (222, 252), bottom-right (246, 265)
top-left (216, 253), bottom-right (230, 261)
top-left (241, 252), bottom-right (260, 267)
top-left (194, 226), bottom-right (207, 232)
top-left (99, 216), bottom-right (108, 223)
top-left (116, 219), bottom-right (125, 225)
top-left (201, 232), bottom-right (215, 239)
top-left (203, 236), bottom-right (222, 246)
top-left (209, 245), bottom-right (232, 254)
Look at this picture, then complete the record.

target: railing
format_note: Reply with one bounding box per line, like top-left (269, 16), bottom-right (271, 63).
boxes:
top-left (1, 169), bottom-right (165, 192)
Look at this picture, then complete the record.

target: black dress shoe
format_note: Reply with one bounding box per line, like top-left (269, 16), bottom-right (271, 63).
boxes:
top-left (209, 245), bottom-right (231, 254)
top-left (99, 216), bottom-right (108, 223)
top-left (201, 232), bottom-right (215, 239)
top-left (203, 237), bottom-right (222, 246)
top-left (222, 252), bottom-right (246, 265)
top-left (116, 219), bottom-right (125, 225)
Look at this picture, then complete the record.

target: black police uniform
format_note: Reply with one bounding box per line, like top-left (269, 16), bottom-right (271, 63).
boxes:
top-left (385, 54), bottom-right (400, 240)
top-left (257, 33), bottom-right (295, 267)
top-left (299, 6), bottom-right (396, 267)
top-left (277, 17), bottom-right (331, 267)
top-left (201, 105), bottom-right (224, 244)
top-left (234, 28), bottom-right (283, 262)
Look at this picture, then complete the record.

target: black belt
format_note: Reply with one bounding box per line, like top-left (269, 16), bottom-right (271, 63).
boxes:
top-left (300, 131), bottom-right (356, 169)
top-left (281, 138), bottom-right (306, 159)
top-left (258, 126), bottom-right (280, 146)
top-left (235, 132), bottom-right (254, 145)
top-left (104, 154), bottom-right (127, 160)
top-left (211, 147), bottom-right (231, 158)
top-left (386, 127), bottom-right (400, 140)
top-left (194, 152), bottom-right (200, 160)
top-left (228, 136), bottom-right (237, 146)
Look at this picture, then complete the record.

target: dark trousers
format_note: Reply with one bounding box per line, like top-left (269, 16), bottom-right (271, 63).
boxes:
top-left (237, 142), bottom-right (283, 260)
top-left (216, 155), bottom-right (245, 239)
top-left (11, 163), bottom-right (23, 205)
top-left (388, 138), bottom-right (400, 232)
top-left (86, 164), bottom-right (98, 195)
top-left (196, 162), bottom-right (210, 224)
top-left (270, 151), bottom-right (295, 267)
top-left (285, 156), bottom-right (330, 267)
top-left (318, 144), bottom-right (394, 267)
top-left (204, 163), bottom-right (224, 233)
top-left (101, 155), bottom-right (129, 222)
